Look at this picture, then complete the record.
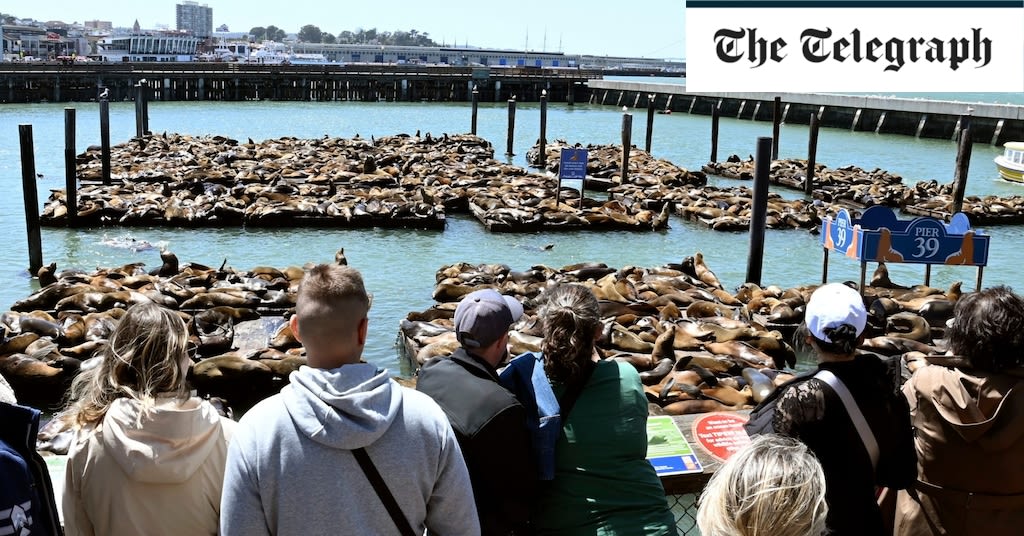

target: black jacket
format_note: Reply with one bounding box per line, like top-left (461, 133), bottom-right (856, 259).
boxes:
top-left (0, 402), bottom-right (63, 536)
top-left (417, 349), bottom-right (536, 536)
top-left (771, 353), bottom-right (916, 536)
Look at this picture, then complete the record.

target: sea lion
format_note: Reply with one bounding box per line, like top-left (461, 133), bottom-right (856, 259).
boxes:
top-left (885, 311), bottom-right (933, 343)
top-left (685, 300), bottom-right (734, 320)
top-left (335, 247), bottom-right (348, 265)
top-left (742, 367), bottom-right (776, 404)
top-left (639, 357), bottom-right (676, 385)
top-left (156, 248), bottom-right (180, 277)
top-left (704, 341), bottom-right (775, 369)
top-left (37, 262), bottom-right (58, 287)
top-left (661, 399), bottom-right (730, 415)
top-left (650, 324), bottom-right (677, 368)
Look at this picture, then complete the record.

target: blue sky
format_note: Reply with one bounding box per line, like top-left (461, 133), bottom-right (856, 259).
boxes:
top-left (24, 1), bottom-right (686, 59)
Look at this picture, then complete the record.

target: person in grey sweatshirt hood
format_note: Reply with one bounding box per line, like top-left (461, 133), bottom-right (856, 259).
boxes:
top-left (221, 264), bottom-right (479, 536)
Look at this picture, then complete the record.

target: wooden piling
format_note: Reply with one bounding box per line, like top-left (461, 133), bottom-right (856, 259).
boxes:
top-left (18, 125), bottom-right (43, 275)
top-left (471, 85), bottom-right (479, 135)
top-left (134, 83), bottom-right (145, 138)
top-left (142, 80), bottom-right (150, 134)
top-left (951, 115), bottom-right (973, 215)
top-left (539, 90), bottom-right (548, 167)
top-left (64, 108), bottom-right (78, 226)
top-left (710, 105), bottom-right (720, 163)
top-left (746, 137), bottom-right (772, 285)
top-left (645, 93), bottom-right (656, 153)
top-left (506, 96), bottom-right (517, 156)
top-left (620, 110), bottom-right (633, 185)
top-left (99, 95), bottom-right (111, 185)
top-left (805, 113), bottom-right (820, 196)
top-left (771, 96), bottom-right (781, 160)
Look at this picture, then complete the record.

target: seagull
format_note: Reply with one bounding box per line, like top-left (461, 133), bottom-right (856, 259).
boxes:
top-left (99, 87), bottom-right (109, 100)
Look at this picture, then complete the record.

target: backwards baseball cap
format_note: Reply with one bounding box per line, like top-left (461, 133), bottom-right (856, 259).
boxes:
top-left (453, 289), bottom-right (524, 349)
top-left (805, 283), bottom-right (867, 343)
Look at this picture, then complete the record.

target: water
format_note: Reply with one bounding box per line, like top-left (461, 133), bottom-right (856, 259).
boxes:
top-left (3, 97), bottom-right (1023, 374)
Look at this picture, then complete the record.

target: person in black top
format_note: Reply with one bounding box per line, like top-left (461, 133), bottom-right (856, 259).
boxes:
top-left (769, 283), bottom-right (916, 536)
top-left (417, 289), bottom-right (536, 536)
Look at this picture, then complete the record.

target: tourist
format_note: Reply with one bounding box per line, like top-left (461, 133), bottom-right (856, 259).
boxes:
top-left (1, 400), bottom-right (63, 536)
top-left (895, 285), bottom-right (1024, 535)
top-left (696, 433), bottom-right (828, 536)
top-left (416, 288), bottom-right (535, 535)
top-left (61, 302), bottom-right (236, 536)
top-left (220, 264), bottom-right (478, 535)
top-left (760, 282), bottom-right (916, 535)
top-left (500, 283), bottom-right (676, 536)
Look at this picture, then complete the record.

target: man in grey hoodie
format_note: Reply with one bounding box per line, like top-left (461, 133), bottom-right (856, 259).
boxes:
top-left (221, 264), bottom-right (479, 536)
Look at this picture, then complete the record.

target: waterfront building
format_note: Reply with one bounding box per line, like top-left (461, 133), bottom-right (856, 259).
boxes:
top-left (287, 42), bottom-right (684, 72)
top-left (98, 32), bottom-right (201, 62)
top-left (176, 1), bottom-right (213, 39)
top-left (0, 24), bottom-right (79, 61)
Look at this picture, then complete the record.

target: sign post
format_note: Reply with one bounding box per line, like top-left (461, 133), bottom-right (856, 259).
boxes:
top-left (558, 147), bottom-right (588, 209)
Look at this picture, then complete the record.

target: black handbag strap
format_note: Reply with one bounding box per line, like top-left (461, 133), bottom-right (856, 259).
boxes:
top-left (558, 360), bottom-right (596, 427)
top-left (352, 447), bottom-right (418, 536)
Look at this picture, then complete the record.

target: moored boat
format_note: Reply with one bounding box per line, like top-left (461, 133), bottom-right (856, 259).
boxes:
top-left (995, 141), bottom-right (1024, 183)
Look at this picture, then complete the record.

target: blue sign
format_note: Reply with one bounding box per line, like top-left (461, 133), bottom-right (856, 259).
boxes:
top-left (648, 454), bottom-right (704, 477)
top-left (559, 148), bottom-right (588, 180)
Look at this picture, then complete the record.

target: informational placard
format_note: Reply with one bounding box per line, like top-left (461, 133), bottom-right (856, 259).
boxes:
top-left (646, 415), bottom-right (704, 476)
top-left (691, 412), bottom-right (751, 462)
top-left (559, 148), bottom-right (588, 180)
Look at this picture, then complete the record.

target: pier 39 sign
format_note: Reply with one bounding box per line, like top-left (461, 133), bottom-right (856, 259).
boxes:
top-left (685, 0), bottom-right (1024, 92)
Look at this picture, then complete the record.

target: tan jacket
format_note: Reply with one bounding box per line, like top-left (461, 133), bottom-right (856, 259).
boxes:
top-left (895, 364), bottom-right (1024, 536)
top-left (63, 397), bottom-right (235, 536)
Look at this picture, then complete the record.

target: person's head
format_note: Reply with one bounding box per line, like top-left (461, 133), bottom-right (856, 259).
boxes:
top-left (453, 289), bottom-right (524, 367)
top-left (697, 434), bottom-right (828, 536)
top-left (64, 302), bottom-right (192, 428)
top-left (946, 285), bottom-right (1024, 372)
top-left (803, 282), bottom-right (867, 357)
top-left (291, 264), bottom-right (371, 368)
top-left (538, 283), bottom-right (601, 383)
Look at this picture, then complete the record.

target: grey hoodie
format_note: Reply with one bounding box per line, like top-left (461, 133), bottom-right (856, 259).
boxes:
top-left (221, 363), bottom-right (479, 536)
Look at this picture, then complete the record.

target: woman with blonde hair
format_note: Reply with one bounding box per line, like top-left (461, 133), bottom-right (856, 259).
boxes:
top-left (697, 434), bottom-right (829, 536)
top-left (61, 302), bottom-right (235, 536)
top-left (501, 283), bottom-right (676, 535)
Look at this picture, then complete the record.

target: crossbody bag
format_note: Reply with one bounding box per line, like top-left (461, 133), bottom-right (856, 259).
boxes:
top-left (352, 447), bottom-right (418, 536)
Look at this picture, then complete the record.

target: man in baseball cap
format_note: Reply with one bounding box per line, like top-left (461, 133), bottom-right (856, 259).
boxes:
top-left (416, 289), bottom-right (535, 536)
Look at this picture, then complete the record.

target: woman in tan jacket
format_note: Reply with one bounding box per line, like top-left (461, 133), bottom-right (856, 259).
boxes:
top-left (896, 285), bottom-right (1024, 535)
top-left (61, 302), bottom-right (235, 536)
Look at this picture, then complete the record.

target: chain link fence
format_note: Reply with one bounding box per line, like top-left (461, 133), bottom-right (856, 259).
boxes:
top-left (668, 493), bottom-right (700, 535)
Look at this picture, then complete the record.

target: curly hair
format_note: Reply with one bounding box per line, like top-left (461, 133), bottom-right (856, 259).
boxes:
top-left (539, 283), bottom-right (601, 384)
top-left (697, 434), bottom-right (829, 536)
top-left (946, 285), bottom-right (1024, 372)
top-left (62, 302), bottom-right (192, 428)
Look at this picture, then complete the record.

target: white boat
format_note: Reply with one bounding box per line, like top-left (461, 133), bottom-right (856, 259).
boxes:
top-left (248, 43), bottom-right (328, 65)
top-left (995, 141), bottom-right (1024, 183)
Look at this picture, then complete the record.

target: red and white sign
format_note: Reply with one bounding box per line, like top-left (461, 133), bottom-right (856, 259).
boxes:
top-left (691, 412), bottom-right (750, 462)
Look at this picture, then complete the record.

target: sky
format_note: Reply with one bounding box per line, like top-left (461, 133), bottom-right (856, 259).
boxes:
top-left (18, 1), bottom-right (686, 59)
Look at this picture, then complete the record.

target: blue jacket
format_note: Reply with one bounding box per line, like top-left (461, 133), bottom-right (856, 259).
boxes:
top-left (0, 402), bottom-right (63, 536)
top-left (499, 352), bottom-right (561, 481)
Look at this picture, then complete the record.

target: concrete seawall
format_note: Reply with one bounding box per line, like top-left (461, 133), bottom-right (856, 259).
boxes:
top-left (586, 80), bottom-right (1024, 146)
